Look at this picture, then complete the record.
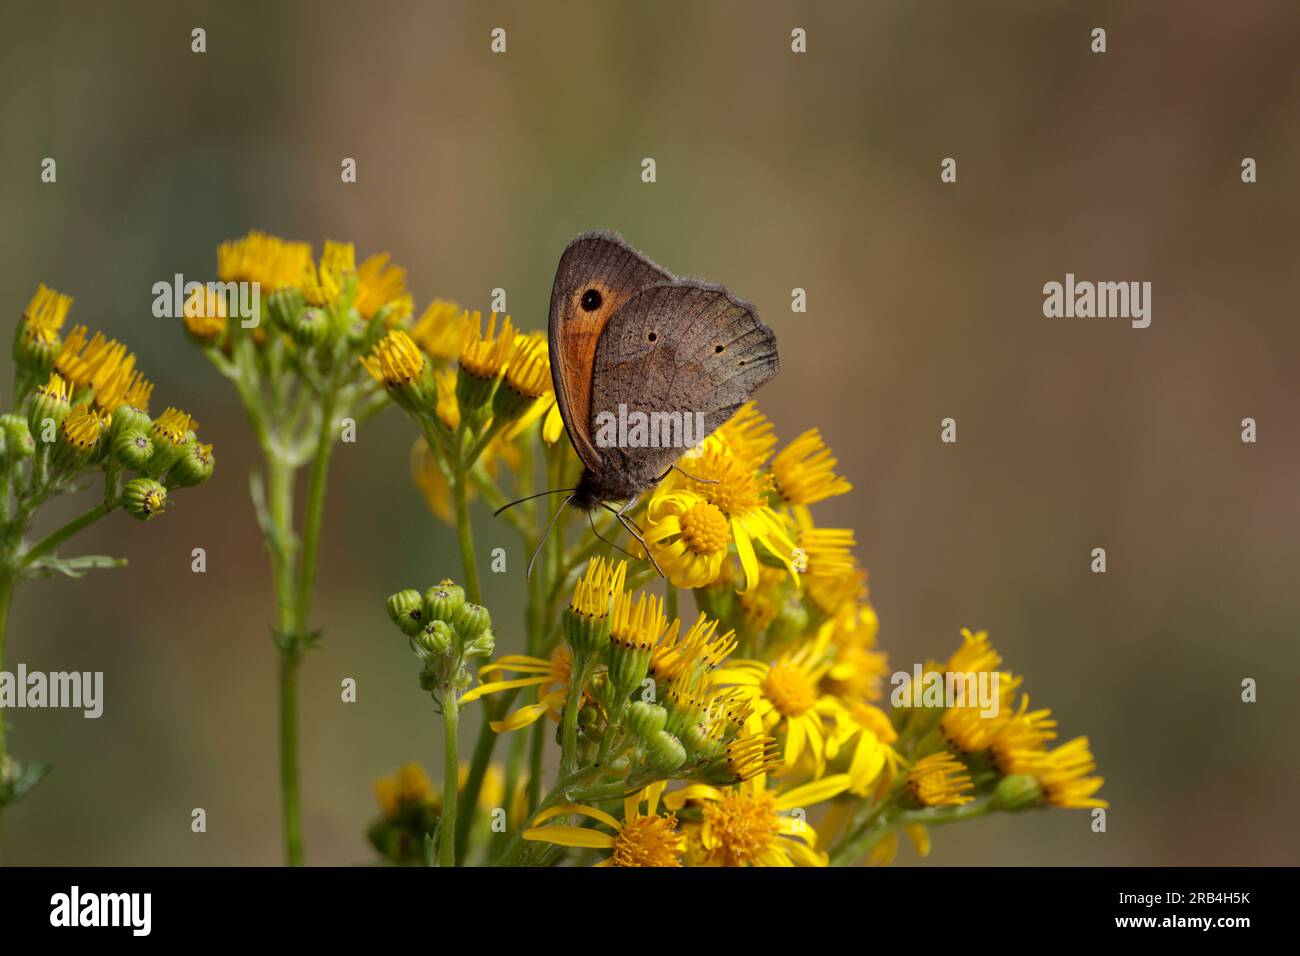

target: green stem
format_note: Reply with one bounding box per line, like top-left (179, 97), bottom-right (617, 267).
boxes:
top-left (665, 583), bottom-right (678, 621)
top-left (450, 468), bottom-right (481, 604)
top-left (278, 649), bottom-right (304, 867)
top-left (21, 502), bottom-right (111, 567)
top-left (559, 655), bottom-right (591, 777)
top-left (265, 452), bottom-right (304, 866)
top-left (293, 389), bottom-right (337, 624)
top-left (453, 700), bottom-right (498, 865)
top-left (440, 692), bottom-right (460, 867)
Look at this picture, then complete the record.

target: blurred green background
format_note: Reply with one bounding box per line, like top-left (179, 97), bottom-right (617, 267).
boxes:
top-left (1, 0), bottom-right (1297, 865)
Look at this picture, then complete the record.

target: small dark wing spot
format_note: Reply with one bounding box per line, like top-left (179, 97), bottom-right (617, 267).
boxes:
top-left (714, 344), bottom-right (724, 353)
top-left (648, 331), bottom-right (657, 342)
top-left (580, 289), bottom-right (602, 311)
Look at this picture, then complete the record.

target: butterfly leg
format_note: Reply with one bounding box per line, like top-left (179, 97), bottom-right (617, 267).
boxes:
top-left (588, 509), bottom-right (637, 562)
top-left (614, 511), bottom-right (665, 578)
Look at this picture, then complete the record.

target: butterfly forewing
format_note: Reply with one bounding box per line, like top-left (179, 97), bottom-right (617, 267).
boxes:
top-left (587, 282), bottom-right (779, 493)
top-left (547, 232), bottom-right (673, 471)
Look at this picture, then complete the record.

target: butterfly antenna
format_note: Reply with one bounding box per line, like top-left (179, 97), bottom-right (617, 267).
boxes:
top-left (494, 487), bottom-right (579, 518)
top-left (527, 494), bottom-right (575, 578)
top-left (587, 510), bottom-right (637, 562)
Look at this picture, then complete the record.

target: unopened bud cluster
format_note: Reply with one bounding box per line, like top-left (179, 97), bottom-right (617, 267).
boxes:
top-left (385, 580), bottom-right (495, 710)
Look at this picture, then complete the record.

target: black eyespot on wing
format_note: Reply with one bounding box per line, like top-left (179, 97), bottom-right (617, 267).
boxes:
top-left (714, 344), bottom-right (724, 352)
top-left (648, 331), bottom-right (657, 342)
top-left (580, 289), bottom-right (602, 311)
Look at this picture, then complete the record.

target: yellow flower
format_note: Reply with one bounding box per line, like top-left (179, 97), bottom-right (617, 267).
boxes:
top-left (907, 752), bottom-right (974, 807)
top-left (647, 611), bottom-right (737, 686)
top-left (716, 632), bottom-right (846, 774)
top-left (641, 488), bottom-right (731, 588)
top-left (355, 252), bottom-right (411, 322)
top-left (459, 646), bottom-right (576, 732)
top-left (494, 336), bottom-right (551, 424)
top-left (218, 231), bottom-right (311, 290)
top-left (947, 627), bottom-right (1002, 674)
top-left (459, 311), bottom-right (515, 380)
top-left (668, 434), bottom-right (798, 593)
top-left (21, 283), bottom-right (73, 342)
top-left (524, 782), bottom-right (685, 867)
top-left (713, 401), bottom-right (776, 467)
top-left (302, 240), bottom-right (354, 307)
top-left (55, 326), bottom-right (133, 393)
top-left (374, 762), bottom-right (434, 819)
top-left (410, 300), bottom-right (467, 360)
top-left (666, 773), bottom-right (850, 866)
top-left (60, 402), bottom-right (103, 451)
top-left (1002, 737), bottom-right (1107, 809)
top-left (988, 696), bottom-right (1059, 769)
top-left (770, 428), bottom-right (852, 505)
top-left (360, 329), bottom-right (425, 388)
top-left (823, 604), bottom-right (889, 703)
top-left (94, 364), bottom-right (152, 416)
top-left (182, 286), bottom-right (227, 342)
top-left (570, 555), bottom-right (625, 618)
top-left (152, 407), bottom-right (196, 449)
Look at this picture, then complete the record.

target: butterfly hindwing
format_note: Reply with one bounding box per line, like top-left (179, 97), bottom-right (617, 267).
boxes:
top-left (547, 232), bottom-right (673, 471)
top-left (587, 281), bottom-right (779, 492)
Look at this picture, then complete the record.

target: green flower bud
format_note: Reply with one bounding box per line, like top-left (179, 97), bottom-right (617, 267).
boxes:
top-left (109, 404), bottom-right (151, 443)
top-left (563, 605), bottom-right (612, 660)
top-left (647, 731), bottom-right (687, 773)
top-left (50, 405), bottom-right (103, 472)
top-left (465, 630), bottom-right (495, 660)
top-left (1, 414), bottom-right (35, 460)
top-left (681, 722), bottom-right (722, 761)
top-left (626, 701), bottom-right (667, 740)
top-left (123, 478), bottom-right (168, 520)
top-left (14, 285), bottom-right (70, 376)
top-left (13, 327), bottom-right (61, 375)
top-left (289, 307), bottom-right (330, 347)
top-left (145, 408), bottom-right (196, 475)
top-left (112, 430), bottom-right (154, 470)
top-left (993, 773), bottom-right (1045, 812)
top-left (28, 376), bottom-right (71, 441)
top-left (422, 581), bottom-right (465, 624)
top-left (767, 595), bottom-right (810, 648)
top-left (168, 439), bottom-right (215, 487)
top-left (451, 602), bottom-right (491, 639)
top-left (386, 589), bottom-right (425, 636)
top-left (418, 620), bottom-right (454, 656)
top-left (265, 287), bottom-right (306, 333)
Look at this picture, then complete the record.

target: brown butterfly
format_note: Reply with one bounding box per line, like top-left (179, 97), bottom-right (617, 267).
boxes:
top-left (503, 231), bottom-right (780, 574)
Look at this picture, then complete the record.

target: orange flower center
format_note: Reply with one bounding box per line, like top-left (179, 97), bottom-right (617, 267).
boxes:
top-left (762, 661), bottom-right (818, 717)
top-left (679, 500), bottom-right (729, 556)
top-left (610, 814), bottom-right (683, 867)
top-left (700, 790), bottom-right (780, 866)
